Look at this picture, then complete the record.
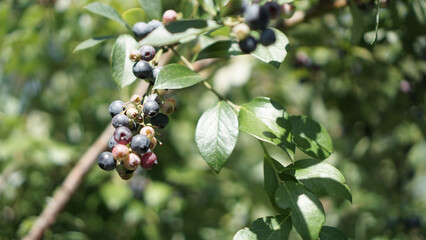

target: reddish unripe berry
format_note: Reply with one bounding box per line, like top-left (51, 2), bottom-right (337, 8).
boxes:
top-left (129, 49), bottom-right (141, 62)
top-left (161, 98), bottom-right (177, 115)
top-left (139, 45), bottom-right (156, 61)
top-left (113, 126), bottom-right (132, 144)
top-left (140, 151), bottom-right (158, 170)
top-left (112, 144), bottom-right (130, 161)
top-left (162, 9), bottom-right (178, 24)
top-left (140, 126), bottom-right (155, 139)
top-left (124, 153), bottom-right (141, 170)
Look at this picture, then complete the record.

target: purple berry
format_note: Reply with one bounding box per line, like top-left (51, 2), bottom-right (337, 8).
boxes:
top-left (139, 45), bottom-right (156, 61)
top-left (133, 60), bottom-right (153, 80)
top-left (113, 126), bottom-right (132, 145)
top-left (112, 113), bottom-right (130, 128)
top-left (140, 151), bottom-right (158, 170)
top-left (97, 151), bottom-right (116, 171)
top-left (130, 134), bottom-right (151, 155)
top-left (263, 2), bottom-right (281, 19)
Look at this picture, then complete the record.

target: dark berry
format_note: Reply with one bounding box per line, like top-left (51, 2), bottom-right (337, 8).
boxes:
top-left (163, 9), bottom-right (178, 24)
top-left (150, 113), bottom-right (169, 129)
top-left (140, 151), bottom-right (158, 170)
top-left (244, 4), bottom-right (270, 30)
top-left (112, 144), bottom-right (130, 161)
top-left (152, 67), bottom-right (162, 82)
top-left (124, 153), bottom-right (141, 170)
top-left (143, 100), bottom-right (160, 118)
top-left (139, 45), bottom-right (156, 61)
top-left (133, 60), bottom-right (153, 80)
top-left (147, 20), bottom-right (162, 32)
top-left (263, 2), bottom-right (281, 19)
top-left (147, 94), bottom-right (162, 106)
top-left (132, 22), bottom-right (151, 40)
top-left (239, 36), bottom-right (257, 53)
top-left (108, 136), bottom-right (118, 150)
top-left (260, 28), bottom-right (276, 46)
top-left (130, 134), bottom-right (151, 155)
top-left (112, 113), bottom-right (130, 128)
top-left (108, 100), bottom-right (125, 118)
top-left (97, 151), bottom-right (116, 171)
top-left (113, 126), bottom-right (132, 144)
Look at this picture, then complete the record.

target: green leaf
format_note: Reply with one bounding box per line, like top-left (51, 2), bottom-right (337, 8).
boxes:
top-left (199, 0), bottom-right (217, 16)
top-left (239, 97), bottom-right (295, 160)
top-left (84, 2), bottom-right (128, 28)
top-left (154, 64), bottom-right (203, 89)
top-left (122, 8), bottom-right (147, 26)
top-left (251, 28), bottom-right (289, 69)
top-left (195, 40), bottom-right (242, 61)
top-left (290, 115), bottom-right (333, 160)
top-left (139, 19), bottom-right (220, 47)
top-left (111, 34), bottom-right (138, 88)
top-left (73, 36), bottom-right (115, 53)
top-left (195, 101), bottom-right (239, 173)
top-left (138, 0), bottom-right (162, 20)
top-left (233, 215), bottom-right (292, 240)
top-left (264, 156), bottom-right (288, 213)
top-left (275, 181), bottom-right (325, 240)
top-left (285, 159), bottom-right (352, 202)
top-left (350, 1), bottom-right (364, 45)
top-left (319, 226), bottom-right (348, 240)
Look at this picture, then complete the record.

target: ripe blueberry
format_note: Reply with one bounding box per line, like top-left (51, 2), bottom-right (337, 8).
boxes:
top-left (97, 151), bottom-right (116, 171)
top-left (139, 45), bottom-right (156, 62)
top-left (263, 2), bottom-right (281, 19)
top-left (112, 144), bottom-right (130, 162)
top-left (239, 36), bottom-right (257, 53)
top-left (244, 4), bottom-right (270, 30)
top-left (113, 126), bottom-right (132, 144)
top-left (143, 100), bottom-right (160, 118)
top-left (260, 28), bottom-right (276, 46)
top-left (233, 23), bottom-right (251, 40)
top-left (124, 153), bottom-right (141, 171)
top-left (108, 136), bottom-right (118, 150)
top-left (162, 9), bottom-right (178, 24)
top-left (133, 60), bottom-right (153, 80)
top-left (108, 100), bottom-right (125, 118)
top-left (140, 126), bottom-right (155, 139)
top-left (150, 113), bottom-right (169, 129)
top-left (132, 22), bottom-right (151, 40)
top-left (147, 94), bottom-right (162, 106)
top-left (112, 113), bottom-right (130, 128)
top-left (147, 20), bottom-right (163, 32)
top-left (130, 134), bottom-right (151, 155)
top-left (140, 151), bottom-right (158, 170)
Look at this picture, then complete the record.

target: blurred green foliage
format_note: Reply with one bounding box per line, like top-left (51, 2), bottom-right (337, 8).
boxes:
top-left (0, 0), bottom-right (425, 239)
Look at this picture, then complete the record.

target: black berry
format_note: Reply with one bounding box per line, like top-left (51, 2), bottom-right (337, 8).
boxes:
top-left (263, 2), bottom-right (281, 19)
top-left (132, 22), bottom-right (151, 40)
top-left (108, 100), bottom-right (125, 118)
top-left (113, 126), bottom-right (132, 144)
top-left (97, 151), bottom-right (116, 171)
top-left (112, 113), bottom-right (130, 128)
top-left (150, 113), bottom-right (169, 128)
top-left (239, 36), bottom-right (257, 53)
top-left (143, 100), bottom-right (160, 118)
top-left (130, 134), bottom-right (151, 155)
top-left (260, 28), bottom-right (276, 46)
top-left (139, 45), bottom-right (156, 61)
top-left (244, 4), bottom-right (270, 30)
top-left (133, 60), bottom-right (153, 80)
top-left (147, 94), bottom-right (162, 106)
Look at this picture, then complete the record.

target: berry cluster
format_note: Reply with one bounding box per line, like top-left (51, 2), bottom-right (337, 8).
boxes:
top-left (97, 94), bottom-right (177, 180)
top-left (130, 44), bottom-right (162, 84)
top-left (132, 9), bottom-right (178, 41)
top-left (233, 2), bottom-right (295, 53)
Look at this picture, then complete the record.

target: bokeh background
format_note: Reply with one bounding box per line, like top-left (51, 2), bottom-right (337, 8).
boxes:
top-left (0, 0), bottom-right (425, 239)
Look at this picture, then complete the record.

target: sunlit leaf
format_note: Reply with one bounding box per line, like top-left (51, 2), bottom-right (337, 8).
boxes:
top-left (139, 0), bottom-right (162, 20)
top-left (122, 8), bottom-right (147, 26)
top-left (73, 36), bottom-right (116, 53)
top-left (111, 34), bottom-right (138, 88)
top-left (251, 28), bottom-right (289, 69)
top-left (84, 2), bottom-right (128, 28)
top-left (154, 64), bottom-right (203, 89)
top-left (233, 214), bottom-right (292, 240)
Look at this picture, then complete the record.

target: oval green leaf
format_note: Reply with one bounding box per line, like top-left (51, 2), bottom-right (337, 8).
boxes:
top-left (233, 214), bottom-right (292, 240)
top-left (195, 40), bottom-right (242, 61)
top-left (275, 181), bottom-right (325, 240)
top-left (73, 36), bottom-right (116, 53)
top-left (239, 97), bottom-right (295, 160)
top-left (84, 2), bottom-right (128, 28)
top-left (154, 64), bottom-right (203, 90)
top-left (251, 28), bottom-right (289, 69)
top-left (195, 101), bottom-right (239, 173)
top-left (122, 8), bottom-right (147, 26)
top-left (319, 226), bottom-right (348, 240)
top-left (285, 159), bottom-right (352, 202)
top-left (290, 115), bottom-right (333, 160)
top-left (139, 19), bottom-right (220, 47)
top-left (138, 0), bottom-right (162, 20)
top-left (111, 34), bottom-right (138, 88)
